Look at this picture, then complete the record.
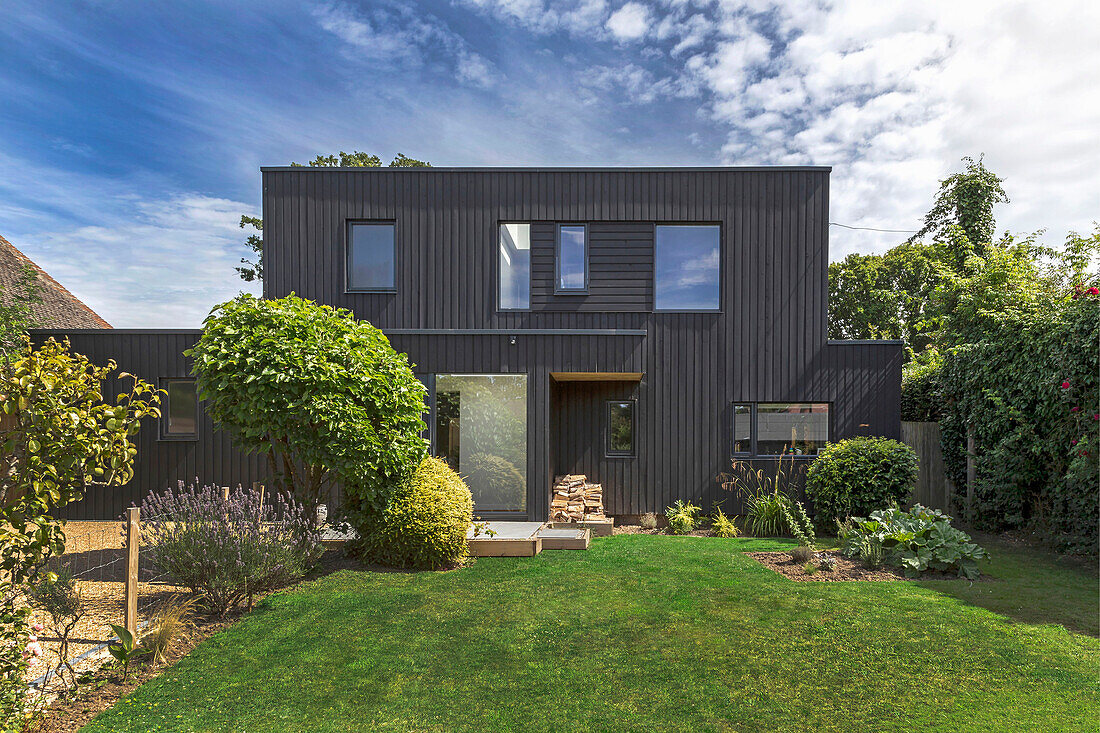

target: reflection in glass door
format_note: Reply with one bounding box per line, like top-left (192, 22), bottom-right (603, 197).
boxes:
top-left (434, 374), bottom-right (527, 512)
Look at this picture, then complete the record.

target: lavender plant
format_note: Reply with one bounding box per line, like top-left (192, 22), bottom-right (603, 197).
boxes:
top-left (139, 482), bottom-right (324, 617)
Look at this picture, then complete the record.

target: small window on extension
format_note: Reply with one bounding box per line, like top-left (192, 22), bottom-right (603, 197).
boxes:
top-left (732, 403), bottom-right (752, 455)
top-left (607, 400), bottom-right (635, 457)
top-left (162, 379), bottom-right (198, 439)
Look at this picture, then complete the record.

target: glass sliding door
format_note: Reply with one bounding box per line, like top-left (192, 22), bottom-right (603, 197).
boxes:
top-left (434, 374), bottom-right (528, 512)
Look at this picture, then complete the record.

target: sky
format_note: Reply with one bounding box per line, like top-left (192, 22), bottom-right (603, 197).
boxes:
top-left (1, 0), bottom-right (1097, 327)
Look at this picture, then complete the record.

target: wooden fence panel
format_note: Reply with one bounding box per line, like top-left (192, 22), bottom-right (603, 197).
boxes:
top-left (901, 421), bottom-right (953, 512)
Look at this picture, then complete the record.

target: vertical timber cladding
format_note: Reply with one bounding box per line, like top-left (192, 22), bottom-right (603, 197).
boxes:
top-left (262, 167), bottom-right (901, 519)
top-left (29, 329), bottom-right (268, 520)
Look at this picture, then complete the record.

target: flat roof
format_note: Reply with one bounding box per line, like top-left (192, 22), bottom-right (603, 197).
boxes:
top-left (259, 165), bottom-right (832, 173)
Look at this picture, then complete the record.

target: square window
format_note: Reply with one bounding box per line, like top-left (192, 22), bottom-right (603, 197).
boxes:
top-left (655, 225), bottom-right (720, 310)
top-left (607, 400), bottom-right (635, 457)
top-left (347, 222), bottom-right (396, 291)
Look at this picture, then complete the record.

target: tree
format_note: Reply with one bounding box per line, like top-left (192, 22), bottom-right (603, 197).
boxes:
top-left (829, 155), bottom-right (1011, 349)
top-left (0, 338), bottom-right (159, 716)
top-left (909, 154), bottom-right (1009, 264)
top-left (186, 294), bottom-right (428, 516)
top-left (0, 264), bottom-right (43, 362)
top-left (237, 152), bottom-right (431, 282)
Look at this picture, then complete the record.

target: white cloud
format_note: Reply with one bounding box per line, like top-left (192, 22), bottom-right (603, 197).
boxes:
top-left (606, 2), bottom-right (651, 41)
top-left (0, 150), bottom-right (259, 328)
top-left (20, 192), bottom-right (261, 328)
top-left (641, 0), bottom-right (1100, 257)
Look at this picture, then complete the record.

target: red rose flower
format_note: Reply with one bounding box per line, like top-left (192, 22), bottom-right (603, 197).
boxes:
top-left (1061, 381), bottom-right (1071, 388)
top-left (1089, 287), bottom-right (1099, 295)
top-left (1071, 406), bottom-right (1081, 413)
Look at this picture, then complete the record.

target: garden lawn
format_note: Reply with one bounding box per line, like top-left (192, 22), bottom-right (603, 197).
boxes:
top-left (85, 536), bottom-right (1099, 733)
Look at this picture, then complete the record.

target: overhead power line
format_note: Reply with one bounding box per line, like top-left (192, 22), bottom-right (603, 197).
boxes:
top-left (829, 222), bottom-right (919, 234)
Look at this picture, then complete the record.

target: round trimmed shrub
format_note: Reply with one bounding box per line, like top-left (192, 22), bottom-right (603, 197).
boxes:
top-left (356, 456), bottom-right (473, 570)
top-left (805, 437), bottom-right (919, 526)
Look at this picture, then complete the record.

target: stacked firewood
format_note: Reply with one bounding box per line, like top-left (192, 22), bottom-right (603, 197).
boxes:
top-left (550, 474), bottom-right (605, 522)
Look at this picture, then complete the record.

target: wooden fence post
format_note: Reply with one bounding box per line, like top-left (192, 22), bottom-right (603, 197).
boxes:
top-left (222, 486), bottom-right (230, 502)
top-left (966, 430), bottom-right (976, 520)
top-left (124, 507), bottom-right (139, 637)
top-left (253, 482), bottom-right (265, 511)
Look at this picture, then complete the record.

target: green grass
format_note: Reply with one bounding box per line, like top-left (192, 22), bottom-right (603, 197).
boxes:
top-left (84, 536), bottom-right (1099, 732)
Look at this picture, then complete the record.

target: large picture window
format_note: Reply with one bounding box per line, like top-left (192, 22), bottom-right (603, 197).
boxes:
top-left (499, 223), bottom-right (530, 310)
top-left (434, 374), bottom-right (527, 512)
top-left (655, 224), bottom-right (720, 310)
top-left (731, 402), bottom-right (829, 456)
top-left (161, 379), bottom-right (198, 439)
top-left (347, 222), bottom-right (396, 291)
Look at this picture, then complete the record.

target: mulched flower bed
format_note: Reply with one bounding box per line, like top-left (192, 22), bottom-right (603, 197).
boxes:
top-left (748, 551), bottom-right (993, 582)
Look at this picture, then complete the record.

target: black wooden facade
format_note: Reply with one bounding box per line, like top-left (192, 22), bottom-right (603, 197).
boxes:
top-left (38, 167), bottom-right (903, 520)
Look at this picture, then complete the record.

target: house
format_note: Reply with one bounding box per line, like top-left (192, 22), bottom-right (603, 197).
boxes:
top-left (37, 167), bottom-right (902, 520)
top-left (1, 234), bottom-right (111, 328)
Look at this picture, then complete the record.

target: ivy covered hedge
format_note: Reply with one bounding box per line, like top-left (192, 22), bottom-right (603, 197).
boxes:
top-left (939, 288), bottom-right (1099, 552)
top-left (901, 350), bottom-right (943, 422)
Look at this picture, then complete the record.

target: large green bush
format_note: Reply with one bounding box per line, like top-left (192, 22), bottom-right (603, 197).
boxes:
top-left (187, 294), bottom-right (428, 516)
top-left (805, 437), bottom-right (919, 526)
top-left (354, 457), bottom-right (473, 570)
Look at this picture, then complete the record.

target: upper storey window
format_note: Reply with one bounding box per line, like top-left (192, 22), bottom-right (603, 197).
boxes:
top-left (556, 224), bottom-right (588, 293)
top-left (347, 222), bottom-right (396, 292)
top-left (655, 225), bottom-right (720, 311)
top-left (499, 223), bottom-right (531, 310)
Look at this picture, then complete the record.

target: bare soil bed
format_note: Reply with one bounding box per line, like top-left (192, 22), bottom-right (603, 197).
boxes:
top-left (748, 551), bottom-right (994, 582)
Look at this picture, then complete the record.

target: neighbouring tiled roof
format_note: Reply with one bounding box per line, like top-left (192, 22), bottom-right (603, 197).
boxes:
top-left (0, 234), bottom-right (112, 329)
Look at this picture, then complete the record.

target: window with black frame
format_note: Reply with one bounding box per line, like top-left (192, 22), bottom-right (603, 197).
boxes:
top-left (732, 402), bottom-right (829, 456)
top-left (606, 400), bottom-right (635, 457)
top-left (346, 222), bottom-right (396, 291)
top-left (162, 379), bottom-right (198, 439)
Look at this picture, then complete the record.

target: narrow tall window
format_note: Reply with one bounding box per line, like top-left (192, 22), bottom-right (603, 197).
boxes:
top-left (499, 223), bottom-right (531, 310)
top-left (162, 379), bottom-right (197, 439)
top-left (607, 400), bottom-right (635, 457)
top-left (655, 225), bottom-right (720, 310)
top-left (556, 224), bottom-right (588, 293)
top-left (347, 222), bottom-right (396, 291)
top-left (732, 403), bottom-right (752, 455)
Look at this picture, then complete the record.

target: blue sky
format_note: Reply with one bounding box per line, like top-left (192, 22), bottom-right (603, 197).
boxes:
top-left (2, 0), bottom-right (1097, 326)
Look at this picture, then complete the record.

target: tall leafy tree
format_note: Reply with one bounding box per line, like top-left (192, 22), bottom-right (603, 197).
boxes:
top-left (236, 152), bottom-right (430, 282)
top-left (829, 155), bottom-right (1011, 349)
top-left (909, 154), bottom-right (1009, 265)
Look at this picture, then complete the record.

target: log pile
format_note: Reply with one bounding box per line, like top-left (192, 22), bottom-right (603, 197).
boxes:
top-left (550, 474), bottom-right (605, 522)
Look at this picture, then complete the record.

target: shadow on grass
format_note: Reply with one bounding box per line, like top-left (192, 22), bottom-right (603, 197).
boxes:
top-left (916, 532), bottom-right (1099, 637)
